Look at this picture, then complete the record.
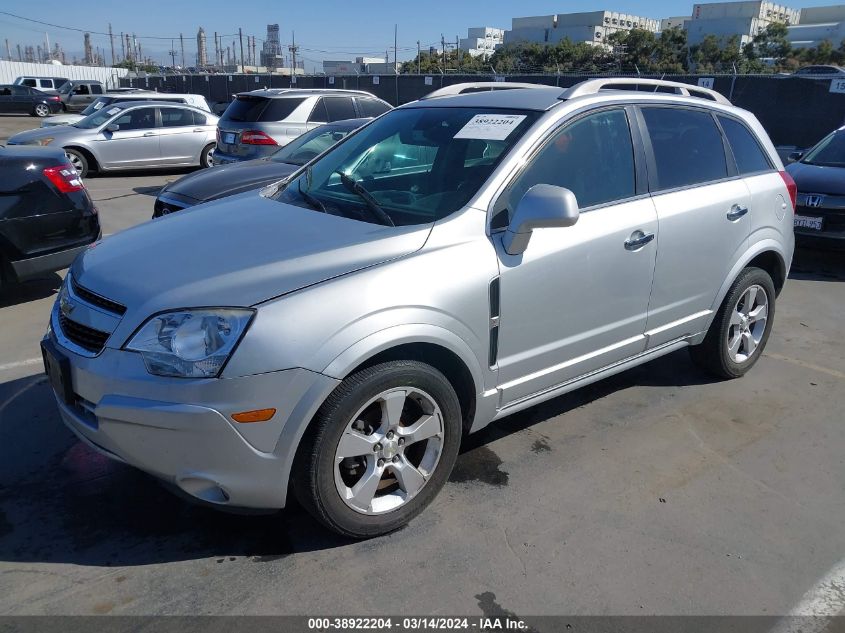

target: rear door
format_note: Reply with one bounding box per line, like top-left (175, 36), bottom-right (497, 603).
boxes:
top-left (158, 107), bottom-right (206, 164)
top-left (94, 106), bottom-right (161, 168)
top-left (637, 105), bottom-right (752, 348)
top-left (11, 86), bottom-right (32, 113)
top-left (67, 83), bottom-right (95, 111)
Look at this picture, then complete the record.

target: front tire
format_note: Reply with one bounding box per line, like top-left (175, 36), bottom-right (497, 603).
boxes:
top-left (293, 360), bottom-right (462, 538)
top-left (200, 143), bottom-right (215, 168)
top-left (689, 267), bottom-right (776, 379)
top-left (64, 149), bottom-right (89, 178)
top-left (33, 103), bottom-right (50, 117)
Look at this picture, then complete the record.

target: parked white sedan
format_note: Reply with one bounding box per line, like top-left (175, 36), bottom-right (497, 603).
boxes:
top-left (8, 101), bottom-right (218, 177)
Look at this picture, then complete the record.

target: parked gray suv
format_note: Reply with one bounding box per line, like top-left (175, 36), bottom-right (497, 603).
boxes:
top-left (213, 88), bottom-right (391, 164)
top-left (42, 79), bottom-right (795, 538)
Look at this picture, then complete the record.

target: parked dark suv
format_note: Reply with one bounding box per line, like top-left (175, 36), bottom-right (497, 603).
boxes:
top-left (0, 146), bottom-right (100, 290)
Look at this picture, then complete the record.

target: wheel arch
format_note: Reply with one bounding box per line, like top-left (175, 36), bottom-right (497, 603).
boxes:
top-left (711, 241), bottom-right (789, 314)
top-left (63, 145), bottom-right (98, 172)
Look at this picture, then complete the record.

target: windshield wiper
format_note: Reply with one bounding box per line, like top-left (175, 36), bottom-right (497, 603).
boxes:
top-left (335, 170), bottom-right (395, 227)
top-left (297, 179), bottom-right (327, 213)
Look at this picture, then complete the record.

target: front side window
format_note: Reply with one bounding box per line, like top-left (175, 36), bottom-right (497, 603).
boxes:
top-left (112, 107), bottom-right (157, 130)
top-left (641, 107), bottom-right (728, 190)
top-left (718, 116), bottom-right (772, 174)
top-left (271, 107), bottom-right (539, 226)
top-left (39, 80), bottom-right (53, 89)
top-left (75, 84), bottom-right (90, 95)
top-left (21, 79), bottom-right (36, 87)
top-left (492, 108), bottom-right (636, 228)
top-left (92, 85), bottom-right (103, 94)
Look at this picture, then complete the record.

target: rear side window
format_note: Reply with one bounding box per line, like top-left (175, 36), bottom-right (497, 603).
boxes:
top-left (718, 116), bottom-right (772, 174)
top-left (324, 97), bottom-right (356, 122)
top-left (641, 107), bottom-right (728, 190)
top-left (358, 98), bottom-right (390, 117)
top-left (161, 108), bottom-right (194, 127)
top-left (192, 112), bottom-right (207, 125)
top-left (92, 85), bottom-right (103, 94)
top-left (39, 80), bottom-right (53, 89)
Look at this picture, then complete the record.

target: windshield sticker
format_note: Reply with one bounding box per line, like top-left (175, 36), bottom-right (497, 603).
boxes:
top-left (106, 107), bottom-right (120, 115)
top-left (454, 114), bottom-right (527, 141)
top-left (93, 102), bottom-right (104, 109)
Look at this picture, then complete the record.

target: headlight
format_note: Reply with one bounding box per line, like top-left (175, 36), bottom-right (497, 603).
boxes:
top-left (125, 309), bottom-right (254, 378)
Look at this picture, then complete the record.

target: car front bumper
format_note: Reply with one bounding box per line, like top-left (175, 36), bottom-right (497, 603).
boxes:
top-left (45, 333), bottom-right (340, 509)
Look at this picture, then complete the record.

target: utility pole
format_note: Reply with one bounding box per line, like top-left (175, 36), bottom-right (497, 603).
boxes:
top-left (394, 24), bottom-right (398, 70)
top-left (456, 35), bottom-right (460, 72)
top-left (120, 32), bottom-right (125, 62)
top-left (213, 31), bottom-right (219, 69)
top-left (108, 23), bottom-right (115, 65)
top-left (417, 41), bottom-right (421, 74)
top-left (169, 39), bottom-right (177, 70)
top-left (5, 39), bottom-right (10, 61)
top-left (239, 28), bottom-right (245, 73)
top-left (441, 34), bottom-right (446, 73)
top-left (289, 31), bottom-right (298, 79)
top-left (16, 44), bottom-right (22, 62)
top-left (179, 33), bottom-right (185, 68)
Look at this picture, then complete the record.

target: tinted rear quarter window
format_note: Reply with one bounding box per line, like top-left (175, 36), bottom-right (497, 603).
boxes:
top-left (192, 112), bottom-right (207, 125)
top-left (641, 107), bottom-right (728, 190)
top-left (718, 116), bottom-right (772, 174)
top-left (358, 98), bottom-right (390, 117)
top-left (309, 98), bottom-right (329, 123)
top-left (324, 97), bottom-right (356, 122)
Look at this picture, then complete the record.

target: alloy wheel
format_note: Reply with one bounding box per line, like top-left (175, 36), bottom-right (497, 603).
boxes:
top-left (727, 284), bottom-right (769, 363)
top-left (333, 387), bottom-right (444, 515)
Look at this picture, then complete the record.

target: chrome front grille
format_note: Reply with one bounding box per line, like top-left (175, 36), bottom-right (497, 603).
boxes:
top-left (58, 312), bottom-right (110, 354)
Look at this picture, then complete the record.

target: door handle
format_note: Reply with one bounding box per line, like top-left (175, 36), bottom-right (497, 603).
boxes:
top-left (727, 204), bottom-right (749, 221)
top-left (624, 231), bottom-right (655, 251)
top-left (193, 128), bottom-right (204, 132)
top-left (142, 132), bottom-right (156, 137)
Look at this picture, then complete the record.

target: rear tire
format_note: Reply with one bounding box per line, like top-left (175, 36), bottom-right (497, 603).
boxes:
top-left (689, 267), bottom-right (776, 379)
top-left (200, 143), bottom-right (215, 169)
top-left (64, 149), bottom-right (89, 178)
top-left (293, 360), bottom-right (462, 538)
top-left (33, 104), bottom-right (50, 118)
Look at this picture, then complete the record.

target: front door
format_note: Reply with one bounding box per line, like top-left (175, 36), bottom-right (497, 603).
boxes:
top-left (94, 106), bottom-right (161, 169)
top-left (492, 108), bottom-right (658, 406)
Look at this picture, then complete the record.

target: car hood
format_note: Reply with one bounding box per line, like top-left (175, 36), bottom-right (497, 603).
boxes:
top-left (163, 159), bottom-right (299, 203)
top-left (9, 125), bottom-right (87, 144)
top-left (41, 114), bottom-right (84, 127)
top-left (72, 190), bottom-right (431, 321)
top-left (786, 161), bottom-right (845, 196)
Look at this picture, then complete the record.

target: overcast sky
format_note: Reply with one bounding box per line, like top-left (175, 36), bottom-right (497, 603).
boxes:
top-left (0, 0), bottom-right (832, 69)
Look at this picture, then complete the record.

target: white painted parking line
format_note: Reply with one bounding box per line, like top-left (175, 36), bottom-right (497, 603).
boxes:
top-left (765, 353), bottom-right (845, 381)
top-left (771, 558), bottom-right (845, 633)
top-left (0, 357), bottom-right (43, 373)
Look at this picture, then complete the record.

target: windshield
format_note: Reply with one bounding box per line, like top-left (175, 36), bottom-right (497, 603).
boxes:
top-left (270, 107), bottom-right (539, 226)
top-left (271, 125), bottom-right (357, 166)
top-left (74, 105), bottom-right (124, 129)
top-left (802, 129), bottom-right (845, 167)
top-left (80, 97), bottom-right (115, 116)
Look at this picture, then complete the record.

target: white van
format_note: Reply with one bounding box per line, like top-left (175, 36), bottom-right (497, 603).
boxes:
top-left (40, 91), bottom-right (212, 127)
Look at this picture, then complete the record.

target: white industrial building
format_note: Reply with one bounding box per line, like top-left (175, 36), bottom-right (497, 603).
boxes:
top-left (504, 11), bottom-right (660, 48)
top-left (660, 16), bottom-right (690, 30)
top-left (459, 27), bottom-right (505, 57)
top-left (323, 56), bottom-right (399, 75)
top-left (684, 1), bottom-right (800, 47)
top-left (787, 4), bottom-right (845, 48)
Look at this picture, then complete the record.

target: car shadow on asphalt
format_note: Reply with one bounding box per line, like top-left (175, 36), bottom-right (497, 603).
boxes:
top-left (0, 273), bottom-right (61, 308)
top-left (789, 247), bottom-right (845, 282)
top-left (0, 349), bottom-right (713, 567)
top-left (132, 186), bottom-right (166, 197)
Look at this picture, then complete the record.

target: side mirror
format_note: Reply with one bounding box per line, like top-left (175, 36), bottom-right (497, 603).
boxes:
top-left (503, 184), bottom-right (580, 255)
top-left (787, 151), bottom-right (803, 163)
top-left (106, 124), bottom-right (119, 133)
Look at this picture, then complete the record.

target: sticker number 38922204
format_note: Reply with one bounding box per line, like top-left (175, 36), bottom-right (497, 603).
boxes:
top-left (454, 114), bottom-right (528, 141)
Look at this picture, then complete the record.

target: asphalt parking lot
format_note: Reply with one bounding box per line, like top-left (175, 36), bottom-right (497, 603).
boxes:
top-left (1, 113), bottom-right (845, 618)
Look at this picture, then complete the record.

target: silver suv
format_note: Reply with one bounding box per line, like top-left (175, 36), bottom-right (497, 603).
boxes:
top-left (42, 79), bottom-right (795, 538)
top-left (213, 88), bottom-right (391, 164)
